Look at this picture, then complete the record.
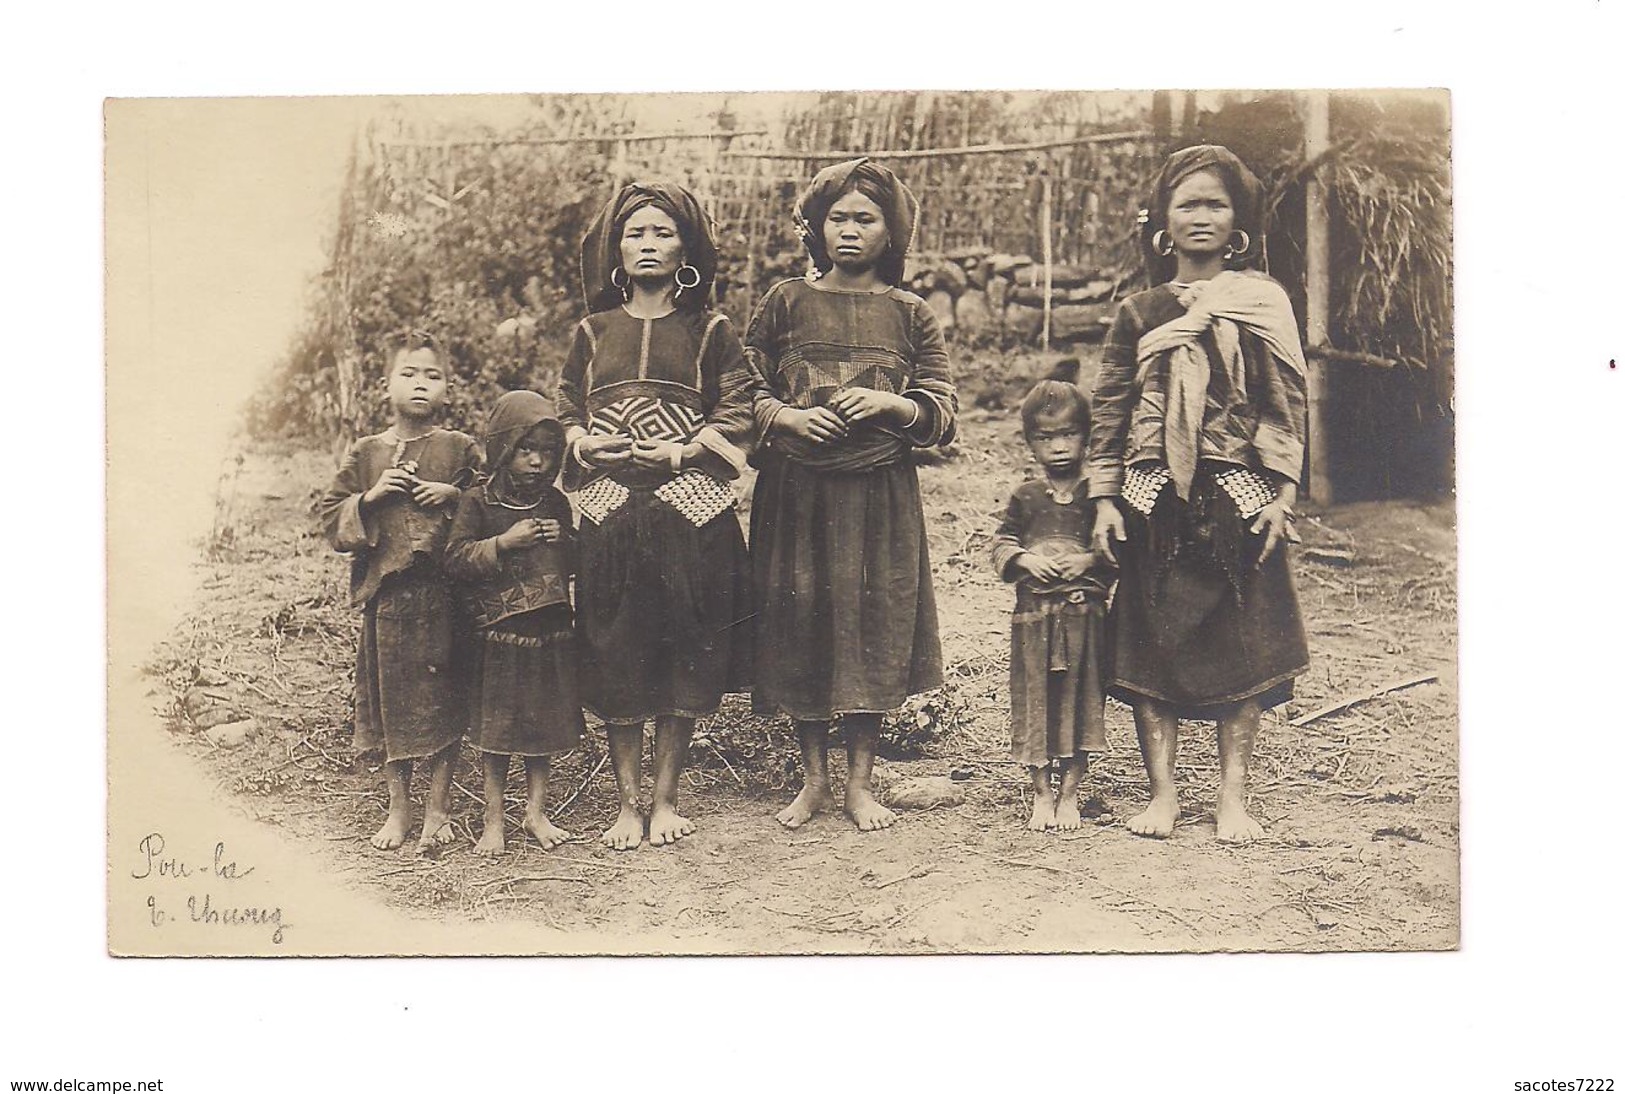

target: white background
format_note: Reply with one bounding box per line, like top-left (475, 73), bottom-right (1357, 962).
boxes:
top-left (8, 1), bottom-right (1623, 1090)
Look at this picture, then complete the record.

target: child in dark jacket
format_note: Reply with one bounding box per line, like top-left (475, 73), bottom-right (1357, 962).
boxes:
top-left (319, 333), bottom-right (480, 852)
top-left (447, 391), bottom-right (586, 855)
top-left (991, 360), bottom-right (1115, 831)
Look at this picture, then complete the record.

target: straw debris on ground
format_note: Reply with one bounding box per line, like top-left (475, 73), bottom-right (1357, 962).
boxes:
top-left (146, 350), bottom-right (1458, 952)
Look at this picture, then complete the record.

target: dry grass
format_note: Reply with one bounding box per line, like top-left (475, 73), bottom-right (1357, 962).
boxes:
top-left (145, 380), bottom-right (1458, 949)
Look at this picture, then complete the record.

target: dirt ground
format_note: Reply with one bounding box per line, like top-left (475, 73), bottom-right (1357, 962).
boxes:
top-left (144, 351), bottom-right (1459, 954)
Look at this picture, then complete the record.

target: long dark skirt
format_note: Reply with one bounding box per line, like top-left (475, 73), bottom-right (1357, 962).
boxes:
top-left (354, 567), bottom-right (467, 763)
top-left (750, 453), bottom-right (943, 722)
top-left (1110, 471), bottom-right (1309, 719)
top-left (575, 490), bottom-right (751, 724)
top-left (1009, 589), bottom-right (1110, 767)
top-left (468, 605), bottom-right (586, 756)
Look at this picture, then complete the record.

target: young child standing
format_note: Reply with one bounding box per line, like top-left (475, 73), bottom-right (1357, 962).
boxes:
top-left (991, 360), bottom-right (1115, 831)
top-left (319, 331), bottom-right (481, 852)
top-left (446, 390), bottom-right (586, 856)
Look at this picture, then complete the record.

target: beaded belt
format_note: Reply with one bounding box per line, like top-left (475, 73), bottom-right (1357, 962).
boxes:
top-left (575, 471), bottom-right (735, 529)
top-left (575, 478), bottom-right (632, 525)
top-left (654, 470), bottom-right (737, 527)
top-left (1121, 464), bottom-right (1172, 517)
top-left (1121, 463), bottom-right (1276, 519)
top-left (1212, 466), bottom-right (1277, 519)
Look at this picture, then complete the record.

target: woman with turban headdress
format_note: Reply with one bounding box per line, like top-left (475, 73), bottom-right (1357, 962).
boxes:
top-left (1087, 145), bottom-right (1310, 843)
top-left (559, 181), bottom-right (756, 850)
top-left (745, 159), bottom-right (959, 832)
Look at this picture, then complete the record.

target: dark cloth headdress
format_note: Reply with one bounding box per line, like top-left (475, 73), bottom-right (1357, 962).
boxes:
top-left (1139, 144), bottom-right (1265, 281)
top-left (481, 390), bottom-right (563, 478)
top-left (794, 158), bottom-right (920, 285)
top-left (579, 181), bottom-right (718, 314)
top-left (1019, 358), bottom-right (1091, 439)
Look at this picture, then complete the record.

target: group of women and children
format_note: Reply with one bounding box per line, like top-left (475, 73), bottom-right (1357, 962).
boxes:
top-left (319, 145), bottom-right (1310, 857)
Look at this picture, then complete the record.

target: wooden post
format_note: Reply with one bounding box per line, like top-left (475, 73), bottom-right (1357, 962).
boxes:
top-left (1040, 168), bottom-right (1054, 353)
top-left (1303, 91), bottom-right (1334, 504)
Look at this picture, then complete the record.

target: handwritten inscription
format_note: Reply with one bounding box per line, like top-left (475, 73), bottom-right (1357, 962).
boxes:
top-left (132, 832), bottom-right (286, 946)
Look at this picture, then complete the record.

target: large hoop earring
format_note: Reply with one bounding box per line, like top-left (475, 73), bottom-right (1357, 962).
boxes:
top-left (1152, 230), bottom-right (1175, 257)
top-left (1222, 230), bottom-right (1252, 261)
top-left (610, 266), bottom-right (630, 302)
top-left (674, 263), bottom-right (701, 302)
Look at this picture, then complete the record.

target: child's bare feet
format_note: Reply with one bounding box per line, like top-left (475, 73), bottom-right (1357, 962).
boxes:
top-left (1027, 792), bottom-right (1056, 830)
top-left (1215, 793), bottom-right (1264, 843)
top-left (648, 808), bottom-right (695, 847)
top-left (524, 810), bottom-right (573, 850)
top-left (473, 824), bottom-right (506, 856)
top-left (1054, 795), bottom-right (1081, 831)
top-left (371, 812), bottom-right (410, 850)
top-left (1127, 794), bottom-right (1179, 839)
top-left (776, 783), bottom-right (835, 828)
top-left (845, 786), bottom-right (897, 832)
top-left (602, 805), bottom-right (643, 851)
top-left (417, 813), bottom-right (456, 854)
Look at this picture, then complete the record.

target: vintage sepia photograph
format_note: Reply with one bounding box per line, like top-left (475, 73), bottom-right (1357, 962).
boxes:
top-left (106, 88), bottom-right (1458, 958)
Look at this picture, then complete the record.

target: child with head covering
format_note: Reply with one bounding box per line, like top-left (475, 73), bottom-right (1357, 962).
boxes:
top-left (318, 330), bottom-right (481, 853)
top-left (991, 359), bottom-right (1116, 831)
top-left (557, 180), bottom-right (757, 851)
top-left (446, 390), bottom-right (586, 855)
top-left (1088, 145), bottom-right (1310, 842)
top-left (745, 158), bottom-right (958, 832)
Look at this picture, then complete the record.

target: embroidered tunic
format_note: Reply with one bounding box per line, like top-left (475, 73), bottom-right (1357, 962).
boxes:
top-left (1087, 281), bottom-right (1307, 500)
top-left (445, 483), bottom-right (575, 630)
top-left (558, 306), bottom-right (755, 519)
top-left (747, 279), bottom-right (956, 473)
top-left (1088, 283), bottom-right (1310, 715)
top-left (745, 279), bottom-right (959, 720)
top-left (446, 482), bottom-right (585, 756)
top-left (555, 306), bottom-right (756, 723)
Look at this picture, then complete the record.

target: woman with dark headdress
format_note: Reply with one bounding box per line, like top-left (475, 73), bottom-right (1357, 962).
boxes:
top-left (746, 158), bottom-right (958, 832)
top-left (1088, 145), bottom-right (1310, 843)
top-left (559, 181), bottom-right (756, 850)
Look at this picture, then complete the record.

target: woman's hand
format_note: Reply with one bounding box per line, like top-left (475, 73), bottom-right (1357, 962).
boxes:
top-left (536, 518), bottom-right (563, 544)
top-left (576, 433), bottom-right (634, 469)
top-left (1015, 552), bottom-right (1063, 583)
top-left (629, 438), bottom-right (686, 471)
top-left (826, 387), bottom-right (914, 427)
top-left (776, 406), bottom-right (849, 445)
top-left (362, 468), bottom-right (415, 507)
top-left (410, 480), bottom-right (459, 508)
top-left (1250, 500), bottom-right (1301, 564)
top-left (1091, 498), bottom-right (1127, 563)
top-left (496, 519), bottom-right (545, 553)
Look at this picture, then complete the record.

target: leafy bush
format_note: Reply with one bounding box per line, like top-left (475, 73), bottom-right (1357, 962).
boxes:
top-left (249, 117), bottom-right (613, 444)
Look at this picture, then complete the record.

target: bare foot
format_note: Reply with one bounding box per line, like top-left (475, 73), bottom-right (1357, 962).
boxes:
top-left (371, 813), bottom-right (410, 850)
top-left (1054, 795), bottom-right (1081, 831)
top-left (1126, 794), bottom-right (1179, 839)
top-left (648, 807), bottom-right (695, 847)
top-left (845, 787), bottom-right (897, 832)
top-left (473, 824), bottom-right (506, 856)
top-left (1027, 791), bottom-right (1056, 831)
top-left (1215, 797), bottom-right (1265, 843)
top-left (601, 805), bottom-right (643, 851)
top-left (416, 815), bottom-right (457, 854)
top-left (524, 811), bottom-right (573, 851)
top-left (776, 784), bottom-right (835, 829)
